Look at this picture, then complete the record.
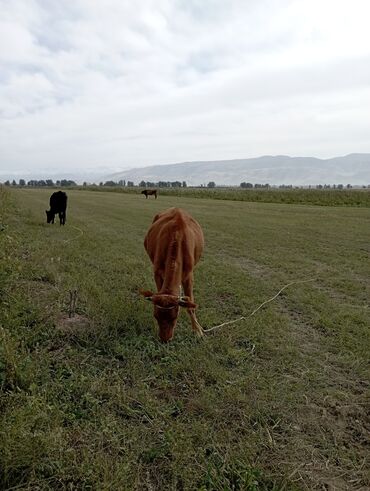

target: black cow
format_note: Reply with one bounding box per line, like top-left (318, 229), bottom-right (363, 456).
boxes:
top-left (46, 191), bottom-right (67, 225)
top-left (141, 189), bottom-right (157, 199)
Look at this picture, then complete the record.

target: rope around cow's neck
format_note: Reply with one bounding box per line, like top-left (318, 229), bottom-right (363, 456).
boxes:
top-left (203, 278), bottom-right (316, 333)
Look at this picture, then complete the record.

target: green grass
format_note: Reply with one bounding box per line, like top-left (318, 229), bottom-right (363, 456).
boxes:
top-left (78, 185), bottom-right (370, 207)
top-left (1, 187), bottom-right (369, 490)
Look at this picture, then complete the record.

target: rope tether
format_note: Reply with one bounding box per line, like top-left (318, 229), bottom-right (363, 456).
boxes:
top-left (203, 278), bottom-right (316, 333)
top-left (63, 225), bottom-right (84, 244)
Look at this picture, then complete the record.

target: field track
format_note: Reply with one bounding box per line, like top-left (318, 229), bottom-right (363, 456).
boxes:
top-left (1, 188), bottom-right (369, 490)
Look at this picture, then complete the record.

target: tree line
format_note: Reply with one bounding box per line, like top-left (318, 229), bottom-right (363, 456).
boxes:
top-left (2, 179), bottom-right (77, 187)
top-left (99, 180), bottom-right (189, 188)
top-left (240, 182), bottom-right (361, 189)
top-left (1, 179), bottom-right (367, 189)
top-left (1, 179), bottom-right (188, 188)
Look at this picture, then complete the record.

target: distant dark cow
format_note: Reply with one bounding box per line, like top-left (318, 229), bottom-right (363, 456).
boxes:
top-left (141, 207), bottom-right (204, 342)
top-left (141, 189), bottom-right (157, 199)
top-left (46, 191), bottom-right (67, 225)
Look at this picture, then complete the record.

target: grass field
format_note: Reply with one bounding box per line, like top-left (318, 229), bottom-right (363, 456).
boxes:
top-left (78, 186), bottom-right (370, 208)
top-left (1, 187), bottom-right (369, 490)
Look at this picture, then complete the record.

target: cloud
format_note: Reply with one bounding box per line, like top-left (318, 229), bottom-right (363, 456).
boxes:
top-left (0, 0), bottom-right (370, 178)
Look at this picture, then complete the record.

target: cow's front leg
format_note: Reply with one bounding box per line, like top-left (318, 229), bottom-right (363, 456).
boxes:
top-left (182, 274), bottom-right (203, 336)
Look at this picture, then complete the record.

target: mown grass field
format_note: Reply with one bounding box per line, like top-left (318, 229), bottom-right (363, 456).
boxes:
top-left (1, 187), bottom-right (369, 490)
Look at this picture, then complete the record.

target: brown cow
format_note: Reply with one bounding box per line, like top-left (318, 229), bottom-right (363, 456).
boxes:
top-left (141, 207), bottom-right (204, 342)
top-left (141, 189), bottom-right (157, 199)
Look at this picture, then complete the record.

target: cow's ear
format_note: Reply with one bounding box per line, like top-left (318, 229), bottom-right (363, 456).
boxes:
top-left (178, 296), bottom-right (197, 309)
top-left (140, 289), bottom-right (154, 301)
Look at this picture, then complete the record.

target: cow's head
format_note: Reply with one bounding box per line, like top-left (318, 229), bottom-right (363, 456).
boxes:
top-left (141, 190), bottom-right (146, 194)
top-left (45, 210), bottom-right (54, 223)
top-left (140, 290), bottom-right (196, 342)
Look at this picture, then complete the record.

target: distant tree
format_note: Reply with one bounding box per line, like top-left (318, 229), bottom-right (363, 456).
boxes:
top-left (60, 179), bottom-right (77, 186)
top-left (46, 179), bottom-right (54, 187)
top-left (83, 182), bottom-right (87, 187)
top-left (346, 184), bottom-right (352, 189)
top-left (4, 180), bottom-right (10, 186)
top-left (56, 180), bottom-right (61, 186)
top-left (337, 184), bottom-right (343, 189)
top-left (240, 182), bottom-right (253, 188)
top-left (19, 179), bottom-right (26, 186)
top-left (207, 181), bottom-right (216, 188)
top-left (182, 181), bottom-right (187, 188)
top-left (118, 180), bottom-right (125, 186)
top-left (139, 180), bottom-right (146, 187)
top-left (99, 182), bottom-right (103, 186)
top-left (12, 179), bottom-right (17, 186)
top-left (104, 180), bottom-right (117, 186)
top-left (127, 181), bottom-right (134, 187)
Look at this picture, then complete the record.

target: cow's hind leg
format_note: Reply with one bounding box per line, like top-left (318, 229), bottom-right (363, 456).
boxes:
top-left (59, 212), bottom-right (65, 225)
top-left (182, 275), bottom-right (204, 337)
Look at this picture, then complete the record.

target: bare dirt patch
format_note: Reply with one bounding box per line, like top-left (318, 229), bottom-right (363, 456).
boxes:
top-left (274, 301), bottom-right (370, 490)
top-left (56, 313), bottom-right (91, 334)
top-left (223, 254), bottom-right (273, 279)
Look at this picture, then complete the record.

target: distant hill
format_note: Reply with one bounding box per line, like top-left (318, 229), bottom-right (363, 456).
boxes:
top-left (106, 153), bottom-right (370, 186)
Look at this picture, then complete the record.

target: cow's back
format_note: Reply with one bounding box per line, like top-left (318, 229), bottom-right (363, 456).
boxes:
top-left (144, 208), bottom-right (204, 268)
top-left (50, 191), bottom-right (67, 212)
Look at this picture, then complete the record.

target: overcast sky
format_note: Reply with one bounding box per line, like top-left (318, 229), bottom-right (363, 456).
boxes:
top-left (1, 0), bottom-right (370, 178)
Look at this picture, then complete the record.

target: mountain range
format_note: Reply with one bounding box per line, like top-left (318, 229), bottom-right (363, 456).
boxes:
top-left (106, 153), bottom-right (370, 186)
